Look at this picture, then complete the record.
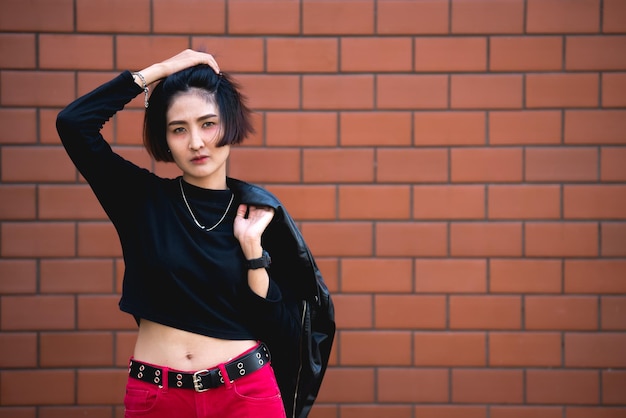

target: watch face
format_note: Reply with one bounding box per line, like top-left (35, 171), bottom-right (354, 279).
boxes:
top-left (248, 250), bottom-right (271, 269)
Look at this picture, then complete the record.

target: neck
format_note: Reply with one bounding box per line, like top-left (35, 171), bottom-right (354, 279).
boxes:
top-left (182, 174), bottom-right (228, 190)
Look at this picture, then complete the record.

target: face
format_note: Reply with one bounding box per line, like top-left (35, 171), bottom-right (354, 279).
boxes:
top-left (166, 89), bottom-right (230, 189)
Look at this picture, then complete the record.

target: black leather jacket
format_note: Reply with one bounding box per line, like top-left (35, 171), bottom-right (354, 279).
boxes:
top-left (228, 177), bottom-right (335, 418)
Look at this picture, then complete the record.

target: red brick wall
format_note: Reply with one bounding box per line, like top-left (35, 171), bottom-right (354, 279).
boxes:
top-left (1, 0), bottom-right (625, 417)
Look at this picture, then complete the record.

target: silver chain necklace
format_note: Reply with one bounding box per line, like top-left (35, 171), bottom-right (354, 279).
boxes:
top-left (179, 178), bottom-right (234, 232)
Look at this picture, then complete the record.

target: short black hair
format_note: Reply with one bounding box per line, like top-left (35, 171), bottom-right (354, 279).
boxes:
top-left (143, 64), bottom-right (254, 162)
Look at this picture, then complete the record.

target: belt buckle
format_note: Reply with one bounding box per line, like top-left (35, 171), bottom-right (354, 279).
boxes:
top-left (193, 369), bottom-right (210, 392)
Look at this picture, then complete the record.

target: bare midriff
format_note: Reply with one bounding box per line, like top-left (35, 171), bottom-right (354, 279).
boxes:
top-left (133, 319), bottom-right (257, 372)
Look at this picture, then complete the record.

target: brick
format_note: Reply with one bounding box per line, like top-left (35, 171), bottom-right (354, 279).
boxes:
top-left (526, 296), bottom-right (598, 330)
top-left (490, 332), bottom-right (561, 367)
top-left (0, 295), bottom-right (75, 331)
top-left (75, 0), bottom-right (150, 32)
top-left (451, 148), bottom-right (523, 183)
top-left (413, 406), bottom-right (487, 418)
top-left (0, 0), bottom-right (73, 31)
top-left (525, 147), bottom-right (598, 182)
top-left (565, 333), bottom-right (626, 368)
top-left (229, 148), bottom-right (300, 183)
top-left (602, 73), bottom-right (626, 107)
top-left (527, 370), bottom-right (599, 404)
top-left (0, 185), bottom-right (36, 220)
top-left (602, 297), bottom-right (626, 330)
top-left (451, 75), bottom-right (523, 109)
top-left (378, 368), bottom-right (449, 403)
top-left (377, 75), bottom-right (448, 109)
top-left (115, 36), bottom-right (189, 72)
top-left (40, 332), bottom-right (114, 367)
top-left (452, 369), bottom-right (523, 403)
top-left (40, 259), bottom-right (114, 294)
top-left (603, 0), bottom-right (626, 32)
top-left (566, 36), bottom-right (626, 70)
top-left (489, 110), bottom-right (561, 145)
top-left (567, 408), bottom-right (626, 418)
top-left (114, 331), bottom-right (137, 367)
top-left (191, 37), bottom-right (264, 73)
top-left (565, 110), bottom-right (626, 144)
top-left (527, 0), bottom-right (600, 33)
top-left (317, 258), bottom-right (339, 293)
top-left (316, 368), bottom-right (374, 403)
top-left (78, 295), bottom-right (135, 331)
top-left (303, 75), bottom-right (373, 110)
top-left (303, 149), bottom-right (373, 183)
top-left (526, 73), bottom-right (599, 108)
top-left (603, 370), bottom-right (626, 404)
top-left (39, 407), bottom-right (112, 418)
top-left (0, 370), bottom-right (75, 405)
top-left (229, 0), bottom-right (298, 34)
top-left (1, 222), bottom-right (75, 258)
top-left (526, 222), bottom-right (598, 257)
top-left (0, 34), bottom-right (36, 69)
top-left (267, 38), bottom-right (338, 73)
top-left (332, 294), bottom-right (372, 329)
top-left (1, 146), bottom-right (77, 182)
top-left (375, 295), bottom-right (446, 329)
top-left (0, 260), bottom-right (37, 294)
top-left (489, 185), bottom-right (560, 220)
top-left (153, 0), bottom-right (224, 34)
top-left (303, 0), bottom-right (374, 35)
top-left (110, 110), bottom-right (141, 146)
top-left (342, 37), bottom-right (412, 72)
top-left (77, 223), bottom-right (122, 257)
top-left (490, 407), bottom-right (563, 418)
top-left (340, 331), bottom-right (411, 366)
top-left (0, 408), bottom-right (34, 418)
top-left (236, 74), bottom-right (300, 110)
top-left (77, 369), bottom-right (127, 404)
top-left (451, 0), bottom-right (524, 34)
top-left (301, 222), bottom-right (372, 257)
top-left (265, 185), bottom-right (336, 220)
top-left (1, 71), bottom-right (75, 107)
top-left (266, 112), bottom-right (338, 147)
top-left (415, 37), bottom-right (487, 72)
top-left (339, 186), bottom-right (410, 219)
top-left (413, 185), bottom-right (484, 220)
top-left (341, 112), bottom-right (411, 146)
top-left (40, 35), bottom-right (114, 70)
top-left (450, 222), bottom-right (523, 257)
top-left (377, 0), bottom-right (449, 35)
top-left (413, 332), bottom-right (486, 366)
top-left (377, 149), bottom-right (448, 183)
top-left (565, 260), bottom-right (626, 294)
top-left (341, 258), bottom-right (412, 293)
top-left (376, 222), bottom-right (447, 257)
top-left (602, 222), bottom-right (626, 256)
top-left (415, 259), bottom-right (487, 293)
top-left (0, 109), bottom-right (37, 144)
top-left (450, 296), bottom-right (521, 330)
top-left (341, 406), bottom-right (412, 418)
top-left (490, 37), bottom-right (563, 72)
top-left (564, 186), bottom-right (626, 219)
top-left (490, 259), bottom-right (562, 294)
top-left (415, 111), bottom-right (486, 146)
top-left (38, 185), bottom-right (107, 220)
top-left (0, 333), bottom-right (37, 368)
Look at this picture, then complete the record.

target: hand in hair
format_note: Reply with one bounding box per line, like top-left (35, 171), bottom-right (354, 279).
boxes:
top-left (132, 49), bottom-right (221, 88)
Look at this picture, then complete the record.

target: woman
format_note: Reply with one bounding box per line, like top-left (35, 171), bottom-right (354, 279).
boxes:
top-left (57, 49), bottom-right (334, 418)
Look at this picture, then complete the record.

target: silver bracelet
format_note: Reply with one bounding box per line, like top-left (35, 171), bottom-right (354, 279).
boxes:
top-left (132, 72), bottom-right (149, 108)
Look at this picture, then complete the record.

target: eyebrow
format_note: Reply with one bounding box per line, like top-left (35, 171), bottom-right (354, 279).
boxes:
top-left (167, 113), bottom-right (218, 127)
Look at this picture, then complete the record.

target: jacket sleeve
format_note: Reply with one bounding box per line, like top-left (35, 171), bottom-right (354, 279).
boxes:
top-left (56, 71), bottom-right (153, 224)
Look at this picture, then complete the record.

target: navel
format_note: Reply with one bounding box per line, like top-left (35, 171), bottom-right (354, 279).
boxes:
top-left (186, 353), bottom-right (193, 360)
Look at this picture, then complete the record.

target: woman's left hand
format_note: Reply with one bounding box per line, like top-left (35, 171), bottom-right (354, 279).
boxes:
top-left (234, 204), bottom-right (274, 258)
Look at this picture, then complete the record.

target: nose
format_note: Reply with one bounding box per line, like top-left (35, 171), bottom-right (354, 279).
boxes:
top-left (189, 128), bottom-right (205, 150)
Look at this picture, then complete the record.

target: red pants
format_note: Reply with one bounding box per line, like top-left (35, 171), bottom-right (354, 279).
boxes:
top-left (124, 351), bottom-right (286, 418)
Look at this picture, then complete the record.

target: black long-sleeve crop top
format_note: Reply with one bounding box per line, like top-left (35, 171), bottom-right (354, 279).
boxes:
top-left (56, 71), bottom-right (282, 340)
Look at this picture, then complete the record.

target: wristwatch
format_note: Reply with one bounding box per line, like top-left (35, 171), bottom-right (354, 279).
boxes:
top-left (246, 250), bottom-right (271, 270)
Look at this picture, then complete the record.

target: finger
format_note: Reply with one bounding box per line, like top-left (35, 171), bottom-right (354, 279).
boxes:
top-left (235, 204), bottom-right (248, 218)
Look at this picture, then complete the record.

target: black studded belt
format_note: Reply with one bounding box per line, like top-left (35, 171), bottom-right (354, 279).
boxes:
top-left (128, 343), bottom-right (270, 392)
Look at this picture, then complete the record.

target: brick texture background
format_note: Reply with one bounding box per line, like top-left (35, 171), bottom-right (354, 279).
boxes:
top-left (1, 0), bottom-right (625, 417)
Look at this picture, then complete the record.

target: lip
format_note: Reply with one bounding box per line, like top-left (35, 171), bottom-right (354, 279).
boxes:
top-left (190, 155), bottom-right (209, 164)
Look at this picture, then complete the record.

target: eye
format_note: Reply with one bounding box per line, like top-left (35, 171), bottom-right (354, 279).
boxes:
top-left (202, 121), bottom-right (216, 128)
top-left (172, 126), bottom-right (186, 134)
